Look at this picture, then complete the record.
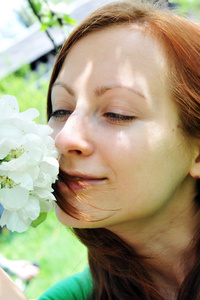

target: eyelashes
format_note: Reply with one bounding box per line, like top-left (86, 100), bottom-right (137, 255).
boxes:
top-left (49, 110), bottom-right (72, 120)
top-left (50, 110), bottom-right (135, 124)
top-left (103, 112), bottom-right (135, 123)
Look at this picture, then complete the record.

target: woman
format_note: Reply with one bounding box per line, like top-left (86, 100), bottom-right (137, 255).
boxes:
top-left (34, 0), bottom-right (200, 299)
top-left (38, 0), bottom-right (200, 299)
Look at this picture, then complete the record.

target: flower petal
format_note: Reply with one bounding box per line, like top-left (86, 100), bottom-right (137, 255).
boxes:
top-left (0, 186), bottom-right (29, 210)
top-left (0, 210), bottom-right (30, 233)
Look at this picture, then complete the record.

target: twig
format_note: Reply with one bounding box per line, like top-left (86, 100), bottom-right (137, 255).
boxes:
top-left (27, 0), bottom-right (58, 52)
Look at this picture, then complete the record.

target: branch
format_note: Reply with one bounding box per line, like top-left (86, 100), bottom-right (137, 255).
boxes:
top-left (27, 0), bottom-right (58, 52)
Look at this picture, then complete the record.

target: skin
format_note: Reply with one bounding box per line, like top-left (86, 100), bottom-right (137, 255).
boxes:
top-left (0, 267), bottom-right (28, 300)
top-left (49, 26), bottom-right (200, 297)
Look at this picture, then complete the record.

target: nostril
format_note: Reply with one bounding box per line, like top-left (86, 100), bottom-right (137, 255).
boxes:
top-left (69, 149), bottom-right (82, 155)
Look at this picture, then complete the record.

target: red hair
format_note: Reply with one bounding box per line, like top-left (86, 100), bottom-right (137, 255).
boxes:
top-left (48, 1), bottom-right (200, 299)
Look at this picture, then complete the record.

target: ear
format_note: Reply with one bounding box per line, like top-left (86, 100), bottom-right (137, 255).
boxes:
top-left (189, 143), bottom-right (200, 179)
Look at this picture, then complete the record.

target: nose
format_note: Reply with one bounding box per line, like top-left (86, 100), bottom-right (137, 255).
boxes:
top-left (54, 112), bottom-right (94, 157)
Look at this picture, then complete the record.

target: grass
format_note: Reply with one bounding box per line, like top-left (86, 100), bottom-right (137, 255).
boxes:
top-left (0, 210), bottom-right (88, 299)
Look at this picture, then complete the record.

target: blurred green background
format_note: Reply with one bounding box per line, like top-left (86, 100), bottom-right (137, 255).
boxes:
top-left (0, 66), bottom-right (88, 299)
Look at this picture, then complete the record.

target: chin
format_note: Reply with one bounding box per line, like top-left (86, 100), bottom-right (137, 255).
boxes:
top-left (54, 202), bottom-right (87, 228)
top-left (54, 203), bottom-right (72, 226)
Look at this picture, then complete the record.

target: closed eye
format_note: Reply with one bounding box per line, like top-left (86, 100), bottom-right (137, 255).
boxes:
top-left (104, 112), bottom-right (135, 123)
top-left (49, 110), bottom-right (72, 120)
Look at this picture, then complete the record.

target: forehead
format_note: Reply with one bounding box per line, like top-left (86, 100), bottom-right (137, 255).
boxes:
top-left (56, 25), bottom-right (169, 101)
top-left (63, 25), bottom-right (166, 65)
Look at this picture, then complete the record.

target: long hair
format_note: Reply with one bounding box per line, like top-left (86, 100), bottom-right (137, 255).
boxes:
top-left (47, 1), bottom-right (200, 299)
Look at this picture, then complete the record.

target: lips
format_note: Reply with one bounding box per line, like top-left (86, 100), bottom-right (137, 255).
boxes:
top-left (58, 171), bottom-right (107, 193)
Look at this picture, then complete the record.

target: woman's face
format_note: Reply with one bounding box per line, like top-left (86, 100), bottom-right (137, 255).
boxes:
top-left (49, 26), bottom-right (198, 231)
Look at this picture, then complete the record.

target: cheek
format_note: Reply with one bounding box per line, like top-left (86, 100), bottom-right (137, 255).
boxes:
top-left (111, 124), bottom-right (182, 183)
top-left (110, 127), bottom-right (150, 165)
top-left (48, 121), bottom-right (64, 141)
top-left (54, 203), bottom-right (65, 223)
top-left (48, 120), bottom-right (56, 139)
top-left (55, 203), bottom-right (76, 227)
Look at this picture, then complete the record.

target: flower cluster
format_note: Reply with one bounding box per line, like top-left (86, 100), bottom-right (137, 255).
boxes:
top-left (0, 95), bottom-right (59, 232)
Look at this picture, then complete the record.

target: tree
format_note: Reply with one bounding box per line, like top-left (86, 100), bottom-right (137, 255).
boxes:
top-left (26, 0), bottom-right (76, 52)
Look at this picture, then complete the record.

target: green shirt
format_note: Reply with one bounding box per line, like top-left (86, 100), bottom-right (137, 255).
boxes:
top-left (38, 267), bottom-right (93, 300)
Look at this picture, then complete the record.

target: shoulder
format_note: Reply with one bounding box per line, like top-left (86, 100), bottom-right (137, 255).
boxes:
top-left (38, 267), bottom-right (93, 300)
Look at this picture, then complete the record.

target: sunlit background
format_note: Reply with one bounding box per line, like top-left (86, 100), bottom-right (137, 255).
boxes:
top-left (0, 0), bottom-right (26, 51)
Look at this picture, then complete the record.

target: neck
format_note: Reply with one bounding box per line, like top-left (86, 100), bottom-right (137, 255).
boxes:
top-left (107, 177), bottom-right (200, 288)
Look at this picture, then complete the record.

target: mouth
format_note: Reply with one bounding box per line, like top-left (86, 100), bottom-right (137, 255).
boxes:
top-left (57, 171), bottom-right (107, 193)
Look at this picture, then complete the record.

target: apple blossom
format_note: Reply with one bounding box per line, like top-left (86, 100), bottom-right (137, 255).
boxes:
top-left (0, 95), bottom-right (59, 232)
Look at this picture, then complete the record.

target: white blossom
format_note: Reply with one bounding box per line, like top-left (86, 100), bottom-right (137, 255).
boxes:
top-left (0, 95), bottom-right (59, 232)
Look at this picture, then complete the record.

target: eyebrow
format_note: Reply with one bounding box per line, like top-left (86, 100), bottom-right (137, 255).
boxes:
top-left (52, 81), bottom-right (146, 100)
top-left (93, 84), bottom-right (146, 99)
top-left (52, 81), bottom-right (75, 96)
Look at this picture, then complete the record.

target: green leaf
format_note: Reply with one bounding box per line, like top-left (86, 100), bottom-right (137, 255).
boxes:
top-left (63, 14), bottom-right (77, 25)
top-left (31, 0), bottom-right (43, 15)
top-left (40, 23), bottom-right (48, 31)
top-left (41, 13), bottom-right (59, 28)
top-left (31, 212), bottom-right (48, 228)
